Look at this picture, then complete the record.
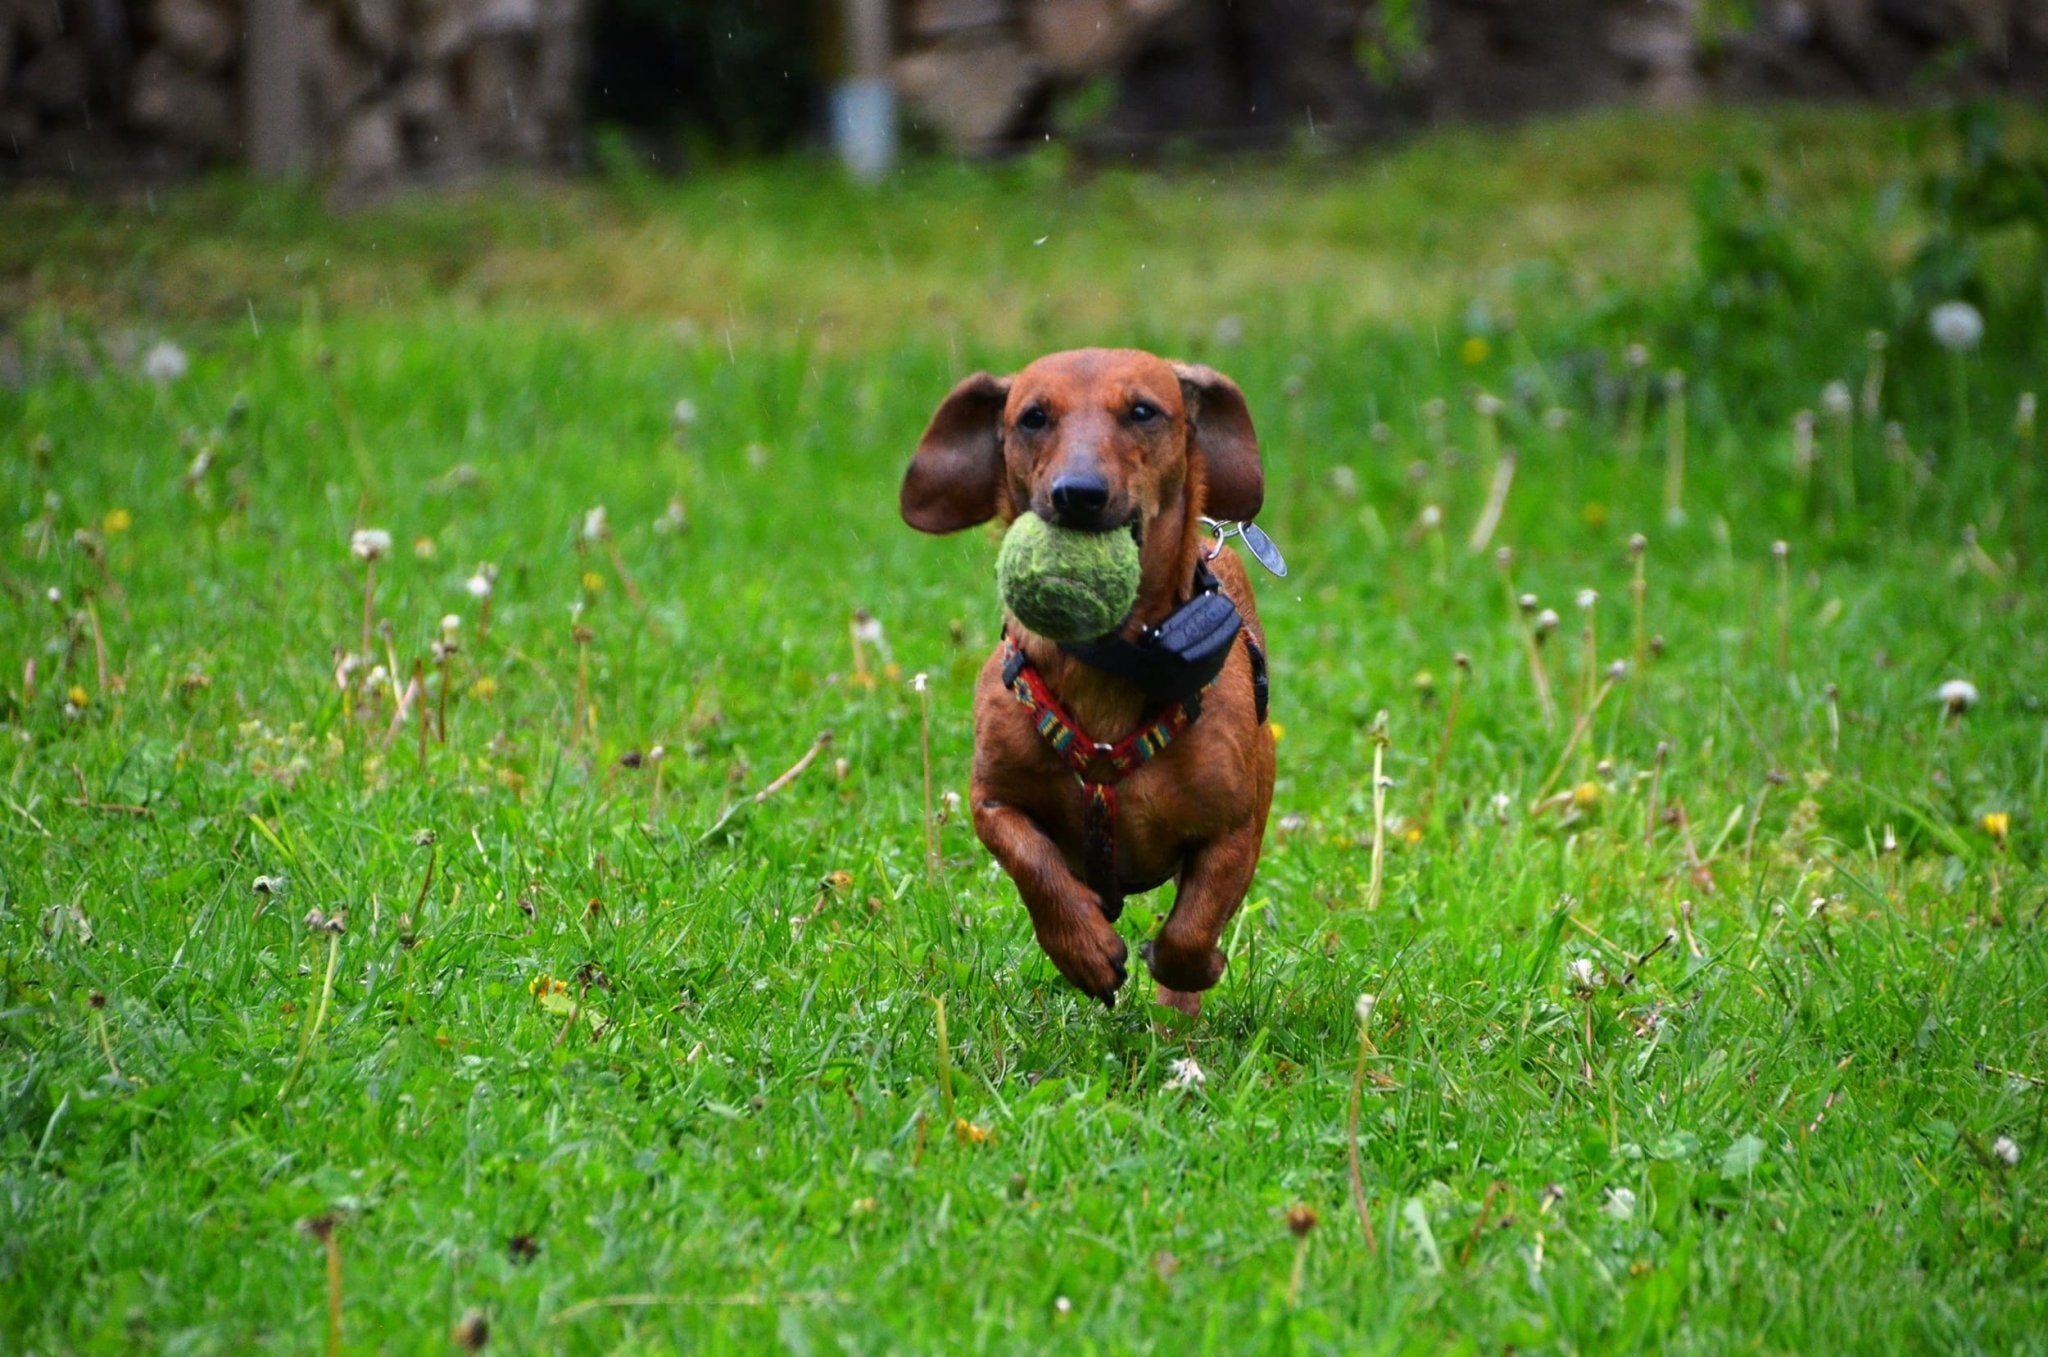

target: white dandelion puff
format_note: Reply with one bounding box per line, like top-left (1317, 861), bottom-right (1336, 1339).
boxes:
top-left (1929, 300), bottom-right (1984, 353)
top-left (143, 341), bottom-right (189, 383)
top-left (349, 528), bottom-right (392, 563)
top-left (1937, 679), bottom-right (1979, 715)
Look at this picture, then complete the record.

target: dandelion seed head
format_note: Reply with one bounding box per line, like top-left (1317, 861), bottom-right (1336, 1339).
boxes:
top-left (1937, 678), bottom-right (1979, 714)
top-left (1821, 380), bottom-right (1853, 419)
top-left (581, 506), bottom-right (609, 542)
top-left (1575, 588), bottom-right (1599, 611)
top-left (672, 398), bottom-right (698, 428)
top-left (1534, 608), bottom-right (1560, 635)
top-left (1355, 992), bottom-right (1378, 1025)
top-left (1929, 300), bottom-right (1984, 352)
top-left (465, 567), bottom-right (495, 599)
top-left (143, 341), bottom-right (189, 382)
top-left (1993, 1135), bottom-right (2021, 1166)
top-left (1418, 504), bottom-right (1442, 530)
top-left (1567, 957), bottom-right (1597, 990)
top-left (349, 528), bottom-right (392, 563)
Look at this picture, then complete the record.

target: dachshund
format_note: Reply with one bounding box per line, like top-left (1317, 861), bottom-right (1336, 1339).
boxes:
top-left (900, 348), bottom-right (1276, 1016)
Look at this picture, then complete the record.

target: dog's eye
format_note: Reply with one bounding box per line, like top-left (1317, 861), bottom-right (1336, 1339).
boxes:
top-left (1017, 406), bottom-right (1049, 432)
top-left (1129, 401), bottom-right (1160, 424)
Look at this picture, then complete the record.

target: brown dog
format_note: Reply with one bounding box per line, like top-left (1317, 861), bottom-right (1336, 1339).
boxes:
top-left (900, 348), bottom-right (1276, 1016)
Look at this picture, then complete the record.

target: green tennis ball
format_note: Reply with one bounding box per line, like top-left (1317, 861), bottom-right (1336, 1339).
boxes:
top-left (995, 512), bottom-right (1141, 641)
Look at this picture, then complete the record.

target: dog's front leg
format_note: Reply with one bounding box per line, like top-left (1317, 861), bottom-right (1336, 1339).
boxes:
top-left (1142, 821), bottom-right (1264, 1017)
top-left (972, 795), bottom-right (1130, 1005)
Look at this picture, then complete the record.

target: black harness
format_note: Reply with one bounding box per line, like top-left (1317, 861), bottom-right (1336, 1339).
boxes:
top-left (1055, 558), bottom-right (1269, 722)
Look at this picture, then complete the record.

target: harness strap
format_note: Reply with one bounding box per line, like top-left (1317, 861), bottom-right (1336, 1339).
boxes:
top-left (1002, 640), bottom-right (1198, 918)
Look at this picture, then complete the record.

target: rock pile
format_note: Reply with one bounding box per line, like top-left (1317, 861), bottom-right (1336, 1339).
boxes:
top-left (2, 0), bottom-right (584, 185)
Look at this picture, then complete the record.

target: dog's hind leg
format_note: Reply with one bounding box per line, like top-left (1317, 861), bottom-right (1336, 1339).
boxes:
top-left (1142, 820), bottom-right (1264, 1017)
top-left (972, 796), bottom-right (1131, 1006)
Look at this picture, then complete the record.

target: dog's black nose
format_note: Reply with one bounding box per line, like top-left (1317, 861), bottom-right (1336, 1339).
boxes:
top-left (1049, 473), bottom-right (1110, 523)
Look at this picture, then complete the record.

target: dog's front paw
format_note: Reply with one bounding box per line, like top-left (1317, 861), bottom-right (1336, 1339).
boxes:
top-left (1037, 911), bottom-right (1129, 1007)
top-left (1140, 937), bottom-right (1227, 994)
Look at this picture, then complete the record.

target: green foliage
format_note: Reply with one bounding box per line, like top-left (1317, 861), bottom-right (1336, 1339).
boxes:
top-left (1909, 99), bottom-right (2048, 308)
top-left (1688, 162), bottom-right (1819, 310)
top-left (1, 106), bottom-right (2045, 1352)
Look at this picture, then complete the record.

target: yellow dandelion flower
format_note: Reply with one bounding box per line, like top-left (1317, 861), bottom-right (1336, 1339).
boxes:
top-left (581, 571), bottom-right (605, 593)
top-left (68, 685), bottom-right (90, 707)
top-left (1460, 336), bottom-right (1491, 365)
top-left (469, 676), bottom-right (498, 700)
top-left (1581, 502), bottom-right (1609, 529)
top-left (102, 508), bottom-right (132, 535)
top-left (1982, 812), bottom-right (2010, 845)
top-left (1269, 722), bottom-right (1286, 743)
top-left (1571, 781), bottom-right (1601, 809)
top-left (953, 1118), bottom-right (991, 1145)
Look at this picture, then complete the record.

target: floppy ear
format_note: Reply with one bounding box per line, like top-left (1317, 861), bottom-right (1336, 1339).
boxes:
top-left (1173, 362), bottom-right (1264, 521)
top-left (901, 372), bottom-right (1011, 534)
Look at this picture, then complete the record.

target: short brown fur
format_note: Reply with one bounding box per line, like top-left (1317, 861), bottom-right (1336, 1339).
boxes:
top-left (901, 348), bottom-right (1276, 1016)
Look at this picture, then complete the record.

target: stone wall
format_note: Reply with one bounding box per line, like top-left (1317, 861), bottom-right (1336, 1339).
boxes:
top-left (2, 0), bottom-right (584, 186)
top-left (895, 0), bottom-right (2048, 153)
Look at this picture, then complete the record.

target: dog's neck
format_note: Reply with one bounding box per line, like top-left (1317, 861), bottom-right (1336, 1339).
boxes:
top-left (1009, 472), bottom-right (1206, 742)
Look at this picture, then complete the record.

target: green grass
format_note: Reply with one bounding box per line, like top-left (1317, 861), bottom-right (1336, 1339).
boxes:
top-left (3, 105), bottom-right (2047, 1352)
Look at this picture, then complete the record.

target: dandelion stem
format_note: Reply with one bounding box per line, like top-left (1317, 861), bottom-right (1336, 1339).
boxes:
top-left (1950, 350), bottom-right (1971, 449)
top-left (1420, 660), bottom-right (1465, 828)
top-left (83, 597), bottom-right (110, 697)
top-left (1366, 715), bottom-right (1389, 913)
top-left (916, 676), bottom-right (940, 885)
top-left (359, 560), bottom-right (375, 660)
top-left (1773, 544), bottom-right (1791, 673)
top-left (1533, 677), bottom-right (1617, 807)
top-left (697, 731), bottom-right (835, 845)
top-left (1346, 1009), bottom-right (1381, 1254)
top-left (1465, 450), bottom-right (1517, 555)
top-left (1644, 742), bottom-right (1668, 852)
top-left (323, 1226), bottom-right (344, 1357)
top-left (414, 658), bottom-right (429, 772)
top-left (91, 1003), bottom-right (124, 1081)
top-left (1629, 537), bottom-right (1649, 697)
top-left (1498, 565), bottom-right (1557, 730)
top-left (412, 841), bottom-right (437, 917)
top-left (931, 995), bottom-right (955, 1125)
top-left (278, 929), bottom-right (341, 1102)
top-left (1661, 373), bottom-right (1687, 525)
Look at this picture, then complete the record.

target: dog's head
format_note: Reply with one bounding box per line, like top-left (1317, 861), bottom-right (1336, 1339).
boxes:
top-left (899, 348), bottom-right (1262, 537)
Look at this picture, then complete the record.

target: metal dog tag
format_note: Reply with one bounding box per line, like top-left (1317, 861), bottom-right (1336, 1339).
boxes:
top-left (1242, 523), bottom-right (1288, 578)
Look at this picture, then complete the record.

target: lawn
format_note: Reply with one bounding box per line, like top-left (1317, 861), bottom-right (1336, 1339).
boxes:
top-left (3, 104), bottom-right (2046, 1352)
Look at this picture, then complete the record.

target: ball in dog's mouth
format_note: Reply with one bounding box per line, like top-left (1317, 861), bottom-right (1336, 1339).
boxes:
top-left (995, 512), bottom-right (1142, 642)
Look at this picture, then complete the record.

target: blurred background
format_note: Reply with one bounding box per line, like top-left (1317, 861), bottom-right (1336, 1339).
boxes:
top-left (3, 0), bottom-right (2046, 186)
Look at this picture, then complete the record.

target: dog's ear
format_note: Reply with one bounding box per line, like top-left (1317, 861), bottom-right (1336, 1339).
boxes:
top-left (1173, 362), bottom-right (1263, 522)
top-left (902, 372), bottom-right (1011, 534)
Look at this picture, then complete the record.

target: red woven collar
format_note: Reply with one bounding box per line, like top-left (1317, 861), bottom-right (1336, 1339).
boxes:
top-left (1000, 639), bottom-right (1202, 918)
